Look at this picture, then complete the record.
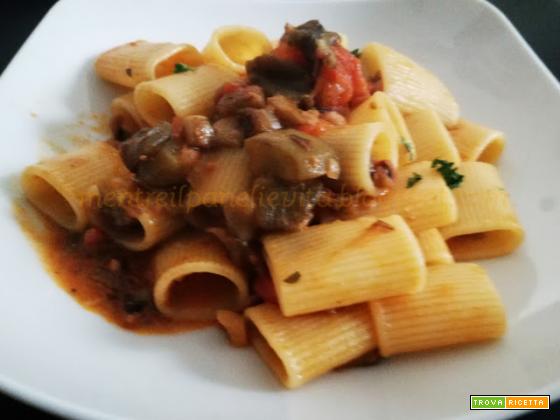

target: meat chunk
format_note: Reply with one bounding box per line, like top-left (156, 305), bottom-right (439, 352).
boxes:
top-left (252, 177), bottom-right (324, 232)
top-left (215, 85), bottom-right (265, 117)
top-left (267, 95), bottom-right (319, 127)
top-left (212, 117), bottom-right (245, 148)
top-left (238, 108), bottom-right (282, 136)
top-left (371, 160), bottom-right (396, 189)
top-left (182, 115), bottom-right (215, 148)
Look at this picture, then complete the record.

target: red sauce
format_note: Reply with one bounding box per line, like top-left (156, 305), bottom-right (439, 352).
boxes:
top-left (14, 201), bottom-right (213, 334)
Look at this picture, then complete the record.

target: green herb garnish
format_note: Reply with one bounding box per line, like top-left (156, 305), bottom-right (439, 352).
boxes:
top-left (401, 137), bottom-right (415, 160)
top-left (431, 159), bottom-right (464, 189)
top-left (351, 48), bottom-right (361, 58)
top-left (174, 63), bottom-right (194, 74)
top-left (406, 172), bottom-right (423, 188)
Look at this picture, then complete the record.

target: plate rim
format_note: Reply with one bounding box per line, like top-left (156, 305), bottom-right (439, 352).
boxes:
top-left (0, 0), bottom-right (558, 419)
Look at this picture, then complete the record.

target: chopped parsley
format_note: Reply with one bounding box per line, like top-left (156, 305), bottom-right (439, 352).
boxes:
top-left (401, 137), bottom-right (415, 160)
top-left (406, 172), bottom-right (422, 188)
top-left (351, 48), bottom-right (361, 58)
top-left (173, 63), bottom-right (194, 74)
top-left (431, 159), bottom-right (464, 189)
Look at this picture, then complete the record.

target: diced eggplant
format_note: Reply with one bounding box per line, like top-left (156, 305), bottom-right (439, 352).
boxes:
top-left (267, 95), bottom-right (319, 127)
top-left (245, 129), bottom-right (340, 182)
top-left (252, 177), bottom-right (323, 232)
top-left (119, 122), bottom-right (187, 189)
top-left (182, 115), bottom-right (215, 148)
top-left (215, 85), bottom-right (265, 118)
top-left (246, 55), bottom-right (313, 97)
top-left (238, 108), bottom-right (282, 136)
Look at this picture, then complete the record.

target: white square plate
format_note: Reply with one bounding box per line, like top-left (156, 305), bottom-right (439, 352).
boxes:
top-left (1, 0), bottom-right (559, 419)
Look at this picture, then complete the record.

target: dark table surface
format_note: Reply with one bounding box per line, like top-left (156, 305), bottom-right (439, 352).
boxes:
top-left (1, 0), bottom-right (559, 419)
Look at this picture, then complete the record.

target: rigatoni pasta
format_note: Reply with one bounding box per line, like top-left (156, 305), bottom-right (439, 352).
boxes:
top-left (370, 263), bottom-right (506, 357)
top-left (449, 118), bottom-right (505, 163)
top-left (405, 108), bottom-right (461, 163)
top-left (439, 162), bottom-right (524, 260)
top-left (110, 93), bottom-right (146, 139)
top-left (89, 186), bottom-right (185, 251)
top-left (360, 42), bottom-right (460, 127)
top-left (203, 26), bottom-right (272, 74)
top-left (153, 233), bottom-right (249, 320)
top-left (263, 215), bottom-right (426, 316)
top-left (319, 123), bottom-right (396, 193)
top-left (246, 303), bottom-right (376, 388)
top-left (95, 41), bottom-right (205, 88)
top-left (18, 19), bottom-right (524, 390)
top-left (349, 92), bottom-right (415, 165)
top-left (187, 147), bottom-right (252, 207)
top-left (371, 161), bottom-right (458, 231)
top-left (416, 228), bottom-right (454, 265)
top-left (21, 142), bottom-right (129, 231)
top-left (134, 64), bottom-right (238, 125)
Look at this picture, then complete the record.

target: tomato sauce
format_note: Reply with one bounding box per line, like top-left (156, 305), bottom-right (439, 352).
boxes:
top-left (14, 200), bottom-right (213, 334)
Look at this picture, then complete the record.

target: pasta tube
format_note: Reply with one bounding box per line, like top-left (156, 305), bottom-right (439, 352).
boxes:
top-left (110, 92), bottom-right (146, 139)
top-left (320, 123), bottom-right (396, 194)
top-left (360, 42), bottom-right (460, 126)
top-left (246, 303), bottom-right (376, 388)
top-left (187, 148), bottom-right (252, 208)
top-left (202, 26), bottom-right (272, 74)
top-left (134, 64), bottom-right (238, 126)
top-left (95, 41), bottom-right (204, 88)
top-left (439, 162), bottom-right (524, 260)
top-left (405, 108), bottom-right (461, 162)
top-left (370, 263), bottom-right (506, 357)
top-left (153, 233), bottom-right (249, 320)
top-left (90, 186), bottom-right (185, 251)
top-left (371, 161), bottom-right (458, 232)
top-left (349, 92), bottom-right (415, 165)
top-left (416, 228), bottom-right (454, 265)
top-left (21, 142), bottom-right (128, 231)
top-left (449, 118), bottom-right (505, 163)
top-left (263, 215), bottom-right (426, 316)
top-left (217, 310), bottom-right (248, 347)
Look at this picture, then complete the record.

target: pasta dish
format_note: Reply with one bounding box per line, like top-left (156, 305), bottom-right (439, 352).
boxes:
top-left (18, 20), bottom-right (524, 389)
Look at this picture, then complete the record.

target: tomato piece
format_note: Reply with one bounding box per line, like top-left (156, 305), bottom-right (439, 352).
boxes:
top-left (349, 56), bottom-right (371, 107)
top-left (272, 42), bottom-right (307, 67)
top-left (83, 227), bottom-right (107, 249)
top-left (296, 119), bottom-right (334, 136)
top-left (221, 81), bottom-right (244, 94)
top-left (254, 275), bottom-right (278, 304)
top-left (313, 45), bottom-right (370, 110)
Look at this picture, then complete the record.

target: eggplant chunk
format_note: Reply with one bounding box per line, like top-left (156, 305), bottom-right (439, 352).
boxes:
top-left (253, 177), bottom-right (323, 232)
top-left (120, 122), bottom-right (187, 189)
top-left (239, 108), bottom-right (282, 136)
top-left (245, 129), bottom-right (340, 182)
